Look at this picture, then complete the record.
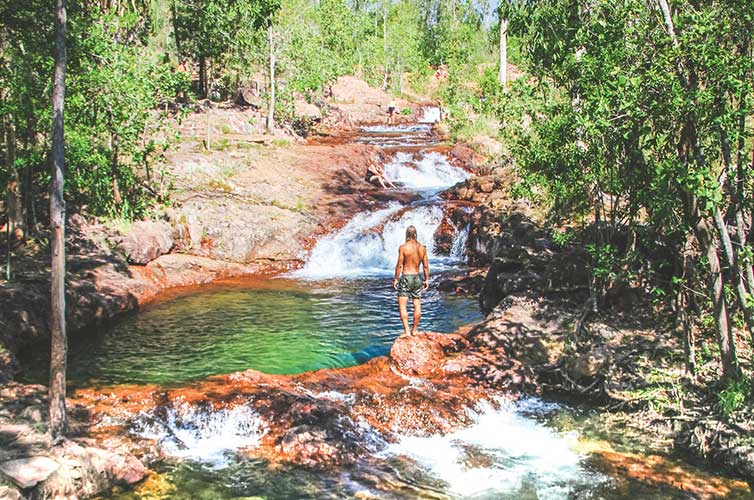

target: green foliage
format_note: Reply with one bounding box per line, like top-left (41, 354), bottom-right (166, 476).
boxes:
top-left (719, 377), bottom-right (752, 417)
top-left (551, 229), bottom-right (573, 248)
top-left (503, 0), bottom-right (754, 382)
top-left (0, 1), bottom-right (191, 219)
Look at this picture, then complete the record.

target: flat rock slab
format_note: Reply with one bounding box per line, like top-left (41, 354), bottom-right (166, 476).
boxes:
top-left (0, 456), bottom-right (59, 489)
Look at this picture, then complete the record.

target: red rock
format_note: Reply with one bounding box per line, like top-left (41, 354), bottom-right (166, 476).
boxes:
top-left (389, 334), bottom-right (445, 377)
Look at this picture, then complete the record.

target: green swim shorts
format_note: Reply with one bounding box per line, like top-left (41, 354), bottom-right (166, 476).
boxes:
top-left (397, 274), bottom-right (424, 299)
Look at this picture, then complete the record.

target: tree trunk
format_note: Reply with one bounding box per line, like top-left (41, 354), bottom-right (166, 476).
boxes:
top-left (49, 0), bottom-right (68, 440)
top-left (677, 233), bottom-right (696, 379)
top-left (694, 217), bottom-right (740, 380)
top-left (110, 131), bottom-right (122, 205)
top-left (198, 55), bottom-right (206, 97)
top-left (170, 0), bottom-right (181, 55)
top-left (5, 119), bottom-right (24, 241)
top-left (713, 207), bottom-right (754, 340)
top-left (382, 6), bottom-right (388, 89)
top-left (266, 24), bottom-right (276, 133)
top-left (498, 17), bottom-right (508, 86)
top-left (657, 0), bottom-right (740, 378)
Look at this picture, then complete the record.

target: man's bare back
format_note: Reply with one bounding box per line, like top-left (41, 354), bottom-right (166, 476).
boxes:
top-left (393, 226), bottom-right (429, 335)
top-left (399, 240), bottom-right (427, 275)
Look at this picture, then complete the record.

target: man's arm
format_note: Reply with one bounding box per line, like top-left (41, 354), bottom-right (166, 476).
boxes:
top-left (422, 245), bottom-right (429, 289)
top-left (393, 246), bottom-right (404, 289)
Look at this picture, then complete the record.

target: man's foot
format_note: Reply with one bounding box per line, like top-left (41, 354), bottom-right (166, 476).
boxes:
top-left (410, 329), bottom-right (418, 336)
top-left (403, 330), bottom-right (411, 336)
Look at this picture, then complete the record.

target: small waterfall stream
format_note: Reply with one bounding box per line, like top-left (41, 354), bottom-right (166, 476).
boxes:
top-left (295, 146), bottom-right (470, 279)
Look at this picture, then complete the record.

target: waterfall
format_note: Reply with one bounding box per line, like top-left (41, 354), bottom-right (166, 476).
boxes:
top-left (295, 149), bottom-right (471, 279)
top-left (294, 204), bottom-right (446, 279)
top-left (134, 404), bottom-right (267, 467)
top-left (419, 106), bottom-right (441, 124)
top-left (384, 152), bottom-right (470, 192)
top-left (449, 222), bottom-right (470, 261)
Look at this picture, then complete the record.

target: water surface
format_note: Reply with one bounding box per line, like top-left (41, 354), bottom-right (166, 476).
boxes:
top-left (21, 276), bottom-right (480, 387)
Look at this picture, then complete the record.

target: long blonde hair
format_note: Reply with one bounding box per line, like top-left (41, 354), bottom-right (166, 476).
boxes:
top-left (405, 225), bottom-right (417, 241)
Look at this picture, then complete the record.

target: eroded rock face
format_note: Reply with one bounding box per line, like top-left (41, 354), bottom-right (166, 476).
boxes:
top-left (115, 221), bottom-right (176, 265)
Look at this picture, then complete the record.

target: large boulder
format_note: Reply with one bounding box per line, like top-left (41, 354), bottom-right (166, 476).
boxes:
top-left (115, 221), bottom-right (175, 265)
top-left (390, 334), bottom-right (445, 377)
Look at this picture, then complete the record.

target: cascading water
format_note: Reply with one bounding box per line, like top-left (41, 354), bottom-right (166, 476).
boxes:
top-left (295, 149), bottom-right (470, 279)
top-left (90, 117), bottom-right (726, 500)
top-left (385, 151), bottom-right (470, 192)
top-left (383, 398), bottom-right (604, 499)
top-left (419, 106), bottom-right (441, 124)
top-left (133, 404), bottom-right (267, 467)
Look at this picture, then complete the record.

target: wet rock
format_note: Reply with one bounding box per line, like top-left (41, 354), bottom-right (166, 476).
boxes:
top-left (279, 426), bottom-right (340, 466)
top-left (115, 221), bottom-right (175, 265)
top-left (389, 334), bottom-right (445, 377)
top-left (437, 270), bottom-right (486, 296)
top-left (0, 456), bottom-right (59, 489)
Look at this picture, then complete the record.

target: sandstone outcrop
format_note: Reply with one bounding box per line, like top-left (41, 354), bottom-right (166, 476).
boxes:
top-left (114, 221), bottom-right (175, 265)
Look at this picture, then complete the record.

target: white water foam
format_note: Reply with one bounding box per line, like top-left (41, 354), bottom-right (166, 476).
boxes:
top-left (419, 106), bottom-right (441, 124)
top-left (133, 403), bottom-right (266, 467)
top-left (360, 123), bottom-right (432, 134)
top-left (383, 398), bottom-right (603, 499)
top-left (385, 152), bottom-right (470, 192)
top-left (294, 204), bottom-right (445, 278)
top-left (450, 223), bottom-right (470, 261)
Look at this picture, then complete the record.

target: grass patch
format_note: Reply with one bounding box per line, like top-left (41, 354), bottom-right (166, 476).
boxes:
top-left (272, 138), bottom-right (291, 147)
top-left (719, 377), bottom-right (753, 416)
top-left (101, 217), bottom-right (134, 234)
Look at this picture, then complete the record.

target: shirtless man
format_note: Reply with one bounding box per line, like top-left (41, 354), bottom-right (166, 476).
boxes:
top-left (393, 226), bottom-right (429, 336)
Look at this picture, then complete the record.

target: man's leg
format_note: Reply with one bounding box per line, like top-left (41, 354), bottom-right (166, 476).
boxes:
top-left (398, 296), bottom-right (410, 335)
top-left (411, 298), bottom-right (421, 335)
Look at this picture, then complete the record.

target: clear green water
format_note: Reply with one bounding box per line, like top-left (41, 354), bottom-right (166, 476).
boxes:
top-left (21, 276), bottom-right (480, 387)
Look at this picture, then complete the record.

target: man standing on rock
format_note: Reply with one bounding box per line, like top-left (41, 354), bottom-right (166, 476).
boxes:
top-left (393, 226), bottom-right (429, 336)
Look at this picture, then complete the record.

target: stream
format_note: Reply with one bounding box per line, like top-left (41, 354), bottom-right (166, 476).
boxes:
top-left (24, 111), bottom-right (752, 499)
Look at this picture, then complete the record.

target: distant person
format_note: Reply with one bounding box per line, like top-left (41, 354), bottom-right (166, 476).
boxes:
top-left (366, 162), bottom-right (396, 189)
top-left (387, 99), bottom-right (397, 125)
top-left (393, 226), bottom-right (429, 336)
